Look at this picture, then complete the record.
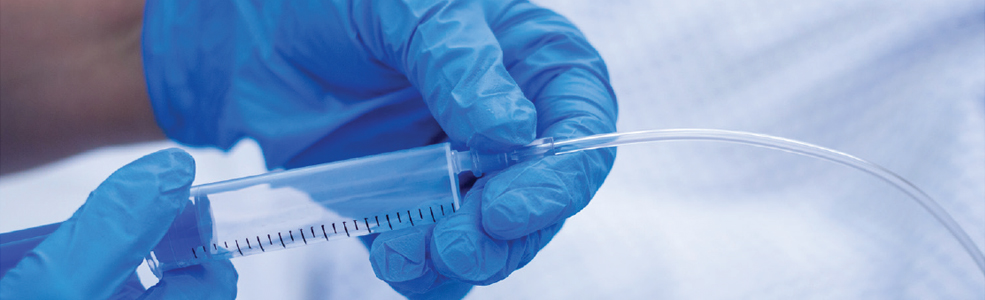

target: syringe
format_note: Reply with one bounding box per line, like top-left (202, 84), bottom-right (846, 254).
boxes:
top-left (145, 137), bottom-right (559, 276)
top-left (2, 129), bottom-right (982, 278)
top-left (146, 129), bottom-right (985, 277)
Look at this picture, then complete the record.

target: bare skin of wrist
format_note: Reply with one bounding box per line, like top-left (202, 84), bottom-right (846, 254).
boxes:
top-left (0, 0), bottom-right (162, 175)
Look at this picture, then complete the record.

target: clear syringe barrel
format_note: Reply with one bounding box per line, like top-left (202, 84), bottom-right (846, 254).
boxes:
top-left (146, 143), bottom-right (464, 276)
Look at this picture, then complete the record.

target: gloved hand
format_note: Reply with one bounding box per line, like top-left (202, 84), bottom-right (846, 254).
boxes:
top-left (142, 0), bottom-right (616, 298)
top-left (0, 149), bottom-right (238, 299)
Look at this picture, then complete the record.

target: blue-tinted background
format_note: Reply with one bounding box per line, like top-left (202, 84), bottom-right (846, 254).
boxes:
top-left (1, 0), bottom-right (982, 298)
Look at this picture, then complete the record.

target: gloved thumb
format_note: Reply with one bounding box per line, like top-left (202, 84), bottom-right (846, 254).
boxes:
top-left (357, 0), bottom-right (537, 152)
top-left (138, 260), bottom-right (238, 300)
top-left (0, 149), bottom-right (196, 300)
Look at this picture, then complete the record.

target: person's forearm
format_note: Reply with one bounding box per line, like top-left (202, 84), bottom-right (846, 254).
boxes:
top-left (0, 0), bottom-right (163, 175)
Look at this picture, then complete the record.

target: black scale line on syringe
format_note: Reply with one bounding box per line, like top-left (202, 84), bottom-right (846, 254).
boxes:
top-left (188, 202), bottom-right (457, 259)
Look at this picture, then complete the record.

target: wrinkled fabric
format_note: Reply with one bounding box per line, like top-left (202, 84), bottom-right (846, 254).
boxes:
top-left (143, 0), bottom-right (616, 298)
top-left (0, 149), bottom-right (238, 299)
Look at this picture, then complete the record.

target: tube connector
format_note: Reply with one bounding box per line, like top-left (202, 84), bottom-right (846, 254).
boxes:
top-left (452, 137), bottom-right (556, 177)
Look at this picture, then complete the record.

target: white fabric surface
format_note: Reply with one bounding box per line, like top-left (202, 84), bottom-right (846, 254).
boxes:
top-left (1, 0), bottom-right (982, 298)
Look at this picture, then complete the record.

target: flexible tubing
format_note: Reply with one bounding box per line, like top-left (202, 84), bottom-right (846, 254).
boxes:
top-left (553, 128), bottom-right (985, 276)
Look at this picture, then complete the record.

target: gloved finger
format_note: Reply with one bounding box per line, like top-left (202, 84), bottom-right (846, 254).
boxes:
top-left (353, 0), bottom-right (536, 152)
top-left (370, 225), bottom-right (439, 293)
top-left (368, 177), bottom-right (485, 296)
top-left (137, 260), bottom-right (238, 300)
top-left (479, 3), bottom-right (618, 240)
top-left (369, 225), bottom-right (473, 299)
top-left (481, 146), bottom-right (614, 240)
top-left (428, 176), bottom-right (563, 285)
top-left (479, 83), bottom-right (616, 238)
top-left (0, 149), bottom-right (195, 300)
top-left (428, 177), bottom-right (506, 284)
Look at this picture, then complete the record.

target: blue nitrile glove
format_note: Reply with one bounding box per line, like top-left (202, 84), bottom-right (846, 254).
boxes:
top-left (142, 0), bottom-right (615, 298)
top-left (0, 149), bottom-right (238, 299)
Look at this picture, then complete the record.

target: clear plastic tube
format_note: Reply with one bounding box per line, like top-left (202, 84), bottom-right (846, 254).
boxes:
top-left (492, 128), bottom-right (984, 276)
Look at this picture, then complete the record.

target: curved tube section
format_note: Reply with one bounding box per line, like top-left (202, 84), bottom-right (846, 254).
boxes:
top-left (553, 129), bottom-right (985, 276)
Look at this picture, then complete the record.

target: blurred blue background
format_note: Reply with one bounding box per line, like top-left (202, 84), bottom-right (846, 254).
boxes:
top-left (1, 0), bottom-right (982, 298)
